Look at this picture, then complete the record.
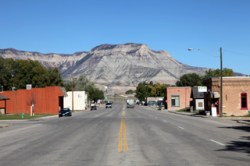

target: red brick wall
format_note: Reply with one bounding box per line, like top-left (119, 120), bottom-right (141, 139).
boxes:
top-left (166, 87), bottom-right (192, 111)
top-left (212, 77), bottom-right (250, 116)
top-left (0, 86), bottom-right (63, 115)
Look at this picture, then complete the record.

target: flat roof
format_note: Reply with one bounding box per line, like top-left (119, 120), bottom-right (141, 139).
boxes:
top-left (212, 76), bottom-right (250, 79)
top-left (167, 86), bottom-right (191, 88)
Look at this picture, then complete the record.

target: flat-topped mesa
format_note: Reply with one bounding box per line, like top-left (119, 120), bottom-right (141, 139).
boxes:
top-left (90, 43), bottom-right (151, 56)
top-left (0, 43), bottom-right (208, 92)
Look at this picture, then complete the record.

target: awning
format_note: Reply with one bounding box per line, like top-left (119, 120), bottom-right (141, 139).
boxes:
top-left (213, 92), bottom-right (220, 98)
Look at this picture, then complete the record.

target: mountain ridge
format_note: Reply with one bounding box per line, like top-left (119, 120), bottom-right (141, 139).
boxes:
top-left (0, 43), bottom-right (207, 93)
top-left (0, 48), bottom-right (88, 73)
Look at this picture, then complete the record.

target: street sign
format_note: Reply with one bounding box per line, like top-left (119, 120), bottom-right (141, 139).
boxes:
top-left (198, 86), bottom-right (207, 92)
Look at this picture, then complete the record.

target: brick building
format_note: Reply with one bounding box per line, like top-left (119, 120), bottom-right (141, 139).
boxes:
top-left (0, 86), bottom-right (65, 115)
top-left (166, 87), bottom-right (192, 111)
top-left (209, 77), bottom-right (250, 116)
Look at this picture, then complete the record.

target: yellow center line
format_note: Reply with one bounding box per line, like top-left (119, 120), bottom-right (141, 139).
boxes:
top-left (118, 118), bottom-right (124, 152)
top-left (118, 111), bottom-right (128, 153)
top-left (123, 118), bottom-right (128, 152)
top-left (122, 110), bottom-right (125, 116)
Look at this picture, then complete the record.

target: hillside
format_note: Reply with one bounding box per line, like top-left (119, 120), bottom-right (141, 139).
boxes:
top-left (0, 44), bottom-right (207, 93)
top-left (0, 48), bottom-right (87, 73)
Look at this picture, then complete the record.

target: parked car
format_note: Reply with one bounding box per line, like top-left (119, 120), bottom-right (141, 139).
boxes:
top-left (106, 102), bottom-right (112, 108)
top-left (147, 101), bottom-right (157, 106)
top-left (59, 108), bottom-right (72, 117)
top-left (90, 103), bottom-right (97, 110)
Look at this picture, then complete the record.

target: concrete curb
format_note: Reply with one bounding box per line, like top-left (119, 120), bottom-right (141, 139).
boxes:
top-left (167, 110), bottom-right (197, 116)
top-left (34, 115), bottom-right (58, 120)
top-left (235, 120), bottom-right (250, 125)
top-left (168, 110), bottom-right (250, 125)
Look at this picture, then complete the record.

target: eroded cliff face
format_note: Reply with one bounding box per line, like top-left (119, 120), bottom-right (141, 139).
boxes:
top-left (0, 48), bottom-right (87, 73)
top-left (61, 43), bottom-right (206, 87)
top-left (0, 43), bottom-right (206, 93)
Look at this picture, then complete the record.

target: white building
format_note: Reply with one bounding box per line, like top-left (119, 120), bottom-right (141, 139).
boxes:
top-left (64, 91), bottom-right (88, 111)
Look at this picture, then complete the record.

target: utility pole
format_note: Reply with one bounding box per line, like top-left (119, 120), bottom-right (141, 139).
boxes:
top-left (188, 47), bottom-right (223, 117)
top-left (220, 47), bottom-right (223, 117)
top-left (72, 78), bottom-right (75, 112)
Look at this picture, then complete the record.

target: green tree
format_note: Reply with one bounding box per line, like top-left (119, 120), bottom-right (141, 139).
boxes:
top-left (202, 68), bottom-right (234, 85)
top-left (176, 73), bottom-right (202, 87)
top-left (155, 83), bottom-right (168, 97)
top-left (63, 75), bottom-right (104, 101)
top-left (77, 75), bottom-right (93, 91)
top-left (0, 58), bottom-right (14, 90)
top-left (0, 58), bottom-right (63, 90)
top-left (203, 68), bottom-right (234, 78)
top-left (135, 82), bottom-right (148, 102)
top-left (46, 68), bottom-right (63, 86)
top-left (135, 82), bottom-right (168, 102)
top-left (64, 76), bottom-right (94, 92)
top-left (29, 61), bottom-right (48, 87)
top-left (125, 89), bottom-right (135, 94)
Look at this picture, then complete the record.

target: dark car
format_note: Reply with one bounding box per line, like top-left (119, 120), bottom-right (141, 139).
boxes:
top-left (59, 108), bottom-right (72, 117)
top-left (106, 102), bottom-right (112, 108)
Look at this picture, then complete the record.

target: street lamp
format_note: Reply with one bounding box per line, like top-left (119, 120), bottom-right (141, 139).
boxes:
top-left (188, 47), bottom-right (223, 117)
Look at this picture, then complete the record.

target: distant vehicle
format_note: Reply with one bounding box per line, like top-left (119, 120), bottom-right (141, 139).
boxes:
top-left (157, 100), bottom-right (164, 110)
top-left (106, 102), bottom-right (112, 108)
top-left (147, 101), bottom-right (157, 106)
top-left (59, 108), bottom-right (72, 117)
top-left (90, 103), bottom-right (97, 110)
top-left (127, 99), bottom-right (135, 108)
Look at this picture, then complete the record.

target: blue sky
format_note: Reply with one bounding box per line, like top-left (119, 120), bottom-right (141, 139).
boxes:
top-left (1, 0), bottom-right (250, 74)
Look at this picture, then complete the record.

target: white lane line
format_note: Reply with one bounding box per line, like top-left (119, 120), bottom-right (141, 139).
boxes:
top-left (178, 126), bottom-right (184, 130)
top-left (210, 139), bottom-right (225, 146)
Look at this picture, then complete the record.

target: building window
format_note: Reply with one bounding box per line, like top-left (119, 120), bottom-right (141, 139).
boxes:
top-left (171, 95), bottom-right (180, 107)
top-left (198, 102), bottom-right (203, 107)
top-left (241, 93), bottom-right (248, 110)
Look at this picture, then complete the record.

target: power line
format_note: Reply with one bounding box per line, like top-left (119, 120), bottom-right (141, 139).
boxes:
top-left (223, 49), bottom-right (250, 57)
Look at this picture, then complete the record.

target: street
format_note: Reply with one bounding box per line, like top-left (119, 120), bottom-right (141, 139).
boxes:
top-left (0, 102), bottom-right (249, 166)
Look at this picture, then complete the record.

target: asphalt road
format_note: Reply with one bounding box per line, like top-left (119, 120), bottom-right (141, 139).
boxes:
top-left (0, 102), bottom-right (249, 166)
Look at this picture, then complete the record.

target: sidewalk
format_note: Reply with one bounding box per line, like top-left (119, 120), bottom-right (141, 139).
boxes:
top-left (167, 110), bottom-right (250, 125)
top-left (0, 110), bottom-right (92, 129)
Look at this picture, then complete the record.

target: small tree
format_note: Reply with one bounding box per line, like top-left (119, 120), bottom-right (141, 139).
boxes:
top-left (202, 68), bottom-right (234, 85)
top-left (135, 82), bottom-right (168, 102)
top-left (63, 75), bottom-right (104, 102)
top-left (125, 89), bottom-right (135, 94)
top-left (135, 82), bottom-right (148, 102)
top-left (176, 73), bottom-right (202, 87)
